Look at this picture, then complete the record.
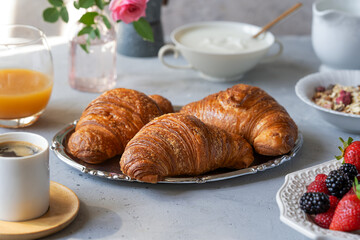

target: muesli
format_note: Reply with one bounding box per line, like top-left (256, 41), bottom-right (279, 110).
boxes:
top-left (312, 84), bottom-right (360, 115)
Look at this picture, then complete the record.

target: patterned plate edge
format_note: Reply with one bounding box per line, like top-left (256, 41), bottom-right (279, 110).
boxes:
top-left (276, 159), bottom-right (360, 240)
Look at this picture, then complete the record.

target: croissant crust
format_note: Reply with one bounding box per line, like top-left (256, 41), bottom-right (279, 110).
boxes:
top-left (67, 88), bottom-right (172, 164)
top-left (120, 113), bottom-right (254, 183)
top-left (180, 84), bottom-right (298, 156)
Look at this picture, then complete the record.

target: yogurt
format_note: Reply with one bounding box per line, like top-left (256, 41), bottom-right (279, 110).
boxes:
top-left (177, 26), bottom-right (270, 54)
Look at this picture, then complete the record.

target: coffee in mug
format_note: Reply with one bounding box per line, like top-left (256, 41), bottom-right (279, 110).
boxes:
top-left (0, 141), bottom-right (42, 157)
top-left (0, 132), bottom-right (49, 221)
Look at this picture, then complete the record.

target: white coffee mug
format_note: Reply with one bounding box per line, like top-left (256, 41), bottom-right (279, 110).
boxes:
top-left (158, 21), bottom-right (283, 82)
top-left (0, 132), bottom-right (49, 221)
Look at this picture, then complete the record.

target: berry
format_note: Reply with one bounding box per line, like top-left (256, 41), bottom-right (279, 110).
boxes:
top-left (339, 163), bottom-right (358, 181)
top-left (329, 191), bottom-right (360, 231)
top-left (315, 86), bottom-right (325, 92)
top-left (328, 195), bottom-right (340, 209)
top-left (314, 195), bottom-right (339, 229)
top-left (299, 192), bottom-right (330, 215)
top-left (307, 180), bottom-right (329, 194)
top-left (315, 209), bottom-right (335, 229)
top-left (326, 170), bottom-right (352, 198)
top-left (335, 90), bottom-right (352, 105)
top-left (315, 174), bottom-right (328, 182)
top-left (336, 137), bottom-right (360, 172)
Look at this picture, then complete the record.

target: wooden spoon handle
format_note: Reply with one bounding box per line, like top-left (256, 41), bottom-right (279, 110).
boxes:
top-left (253, 2), bottom-right (303, 38)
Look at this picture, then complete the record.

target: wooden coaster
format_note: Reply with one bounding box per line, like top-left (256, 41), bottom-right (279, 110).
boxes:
top-left (0, 181), bottom-right (80, 240)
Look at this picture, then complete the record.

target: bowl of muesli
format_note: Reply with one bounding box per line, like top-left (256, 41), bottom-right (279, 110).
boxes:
top-left (295, 70), bottom-right (360, 133)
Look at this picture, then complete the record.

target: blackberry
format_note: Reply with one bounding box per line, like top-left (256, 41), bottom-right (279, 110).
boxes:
top-left (299, 192), bottom-right (330, 214)
top-left (339, 163), bottom-right (358, 182)
top-left (325, 170), bottom-right (353, 198)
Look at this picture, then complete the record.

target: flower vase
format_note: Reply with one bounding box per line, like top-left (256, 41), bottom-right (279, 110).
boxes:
top-left (69, 10), bottom-right (117, 93)
top-left (117, 0), bottom-right (164, 57)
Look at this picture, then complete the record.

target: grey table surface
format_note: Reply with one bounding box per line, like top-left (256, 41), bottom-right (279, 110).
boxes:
top-left (1, 36), bottom-right (358, 240)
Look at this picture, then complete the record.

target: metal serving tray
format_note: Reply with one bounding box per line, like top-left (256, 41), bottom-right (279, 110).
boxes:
top-left (51, 120), bottom-right (303, 184)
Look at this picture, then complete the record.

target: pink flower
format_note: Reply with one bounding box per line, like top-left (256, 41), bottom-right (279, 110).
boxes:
top-left (109, 0), bottom-right (148, 24)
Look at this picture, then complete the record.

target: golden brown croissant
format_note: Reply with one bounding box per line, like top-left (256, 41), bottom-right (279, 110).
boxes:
top-left (149, 94), bottom-right (174, 114)
top-left (180, 84), bottom-right (298, 156)
top-left (120, 113), bottom-right (254, 183)
top-left (67, 88), bottom-right (173, 164)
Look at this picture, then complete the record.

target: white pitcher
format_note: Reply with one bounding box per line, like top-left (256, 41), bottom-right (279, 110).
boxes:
top-left (312, 0), bottom-right (360, 69)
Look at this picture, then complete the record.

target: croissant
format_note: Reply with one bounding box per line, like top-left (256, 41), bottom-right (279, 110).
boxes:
top-left (120, 113), bottom-right (254, 183)
top-left (149, 94), bottom-right (174, 114)
top-left (67, 88), bottom-right (173, 164)
top-left (180, 84), bottom-right (298, 156)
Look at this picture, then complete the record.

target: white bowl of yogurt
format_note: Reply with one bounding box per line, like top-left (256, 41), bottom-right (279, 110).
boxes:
top-left (158, 21), bottom-right (283, 82)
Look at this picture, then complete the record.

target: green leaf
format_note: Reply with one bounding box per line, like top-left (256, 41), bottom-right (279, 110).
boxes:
top-left (43, 7), bottom-right (60, 23)
top-left (94, 27), bottom-right (101, 39)
top-left (74, 1), bottom-right (80, 9)
top-left (133, 18), bottom-right (154, 42)
top-left (79, 12), bottom-right (99, 25)
top-left (335, 155), bottom-right (343, 160)
top-left (95, 0), bottom-right (104, 10)
top-left (89, 29), bottom-right (97, 39)
top-left (80, 44), bottom-right (89, 53)
top-left (48, 0), bottom-right (63, 7)
top-left (78, 0), bottom-right (95, 8)
top-left (101, 15), bottom-right (111, 29)
top-left (77, 26), bottom-right (93, 36)
top-left (60, 6), bottom-right (69, 23)
top-left (355, 177), bottom-right (360, 199)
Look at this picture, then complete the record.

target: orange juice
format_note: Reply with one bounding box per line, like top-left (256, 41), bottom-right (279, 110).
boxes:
top-left (0, 69), bottom-right (53, 119)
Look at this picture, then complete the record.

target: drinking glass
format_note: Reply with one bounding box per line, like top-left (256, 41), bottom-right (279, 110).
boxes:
top-left (0, 25), bottom-right (53, 128)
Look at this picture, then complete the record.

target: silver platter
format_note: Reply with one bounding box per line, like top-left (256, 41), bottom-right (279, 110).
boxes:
top-left (51, 120), bottom-right (303, 184)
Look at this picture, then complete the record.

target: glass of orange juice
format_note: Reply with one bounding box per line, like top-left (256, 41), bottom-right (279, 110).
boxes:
top-left (0, 25), bottom-right (53, 128)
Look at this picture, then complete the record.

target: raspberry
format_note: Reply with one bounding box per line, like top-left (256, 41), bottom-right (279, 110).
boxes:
top-left (299, 192), bottom-right (330, 214)
top-left (336, 90), bottom-right (352, 105)
top-left (328, 195), bottom-right (339, 209)
top-left (315, 86), bottom-right (325, 92)
top-left (307, 180), bottom-right (330, 194)
top-left (315, 174), bottom-right (328, 182)
top-left (313, 196), bottom-right (339, 229)
top-left (314, 209), bottom-right (335, 229)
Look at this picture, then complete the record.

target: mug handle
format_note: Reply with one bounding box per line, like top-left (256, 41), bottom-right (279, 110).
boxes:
top-left (260, 39), bottom-right (283, 63)
top-left (158, 44), bottom-right (193, 69)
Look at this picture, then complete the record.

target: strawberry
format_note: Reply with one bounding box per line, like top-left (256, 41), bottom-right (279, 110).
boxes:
top-left (329, 178), bottom-right (360, 232)
top-left (336, 137), bottom-right (360, 172)
top-left (307, 179), bottom-right (330, 194)
top-left (314, 196), bottom-right (339, 229)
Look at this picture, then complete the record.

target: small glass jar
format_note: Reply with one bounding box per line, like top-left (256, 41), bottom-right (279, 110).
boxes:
top-left (69, 9), bottom-right (117, 93)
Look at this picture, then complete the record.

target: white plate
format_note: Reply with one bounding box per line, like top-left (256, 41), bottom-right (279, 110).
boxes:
top-left (295, 70), bottom-right (360, 133)
top-left (276, 159), bottom-right (360, 240)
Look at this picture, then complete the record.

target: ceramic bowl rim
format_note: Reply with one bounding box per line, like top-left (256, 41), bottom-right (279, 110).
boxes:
top-left (295, 70), bottom-right (360, 119)
top-left (169, 21), bottom-right (275, 56)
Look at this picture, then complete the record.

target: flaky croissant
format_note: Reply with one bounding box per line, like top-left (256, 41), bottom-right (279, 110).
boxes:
top-left (67, 88), bottom-right (173, 164)
top-left (149, 94), bottom-right (174, 114)
top-left (180, 84), bottom-right (298, 156)
top-left (120, 113), bottom-right (254, 183)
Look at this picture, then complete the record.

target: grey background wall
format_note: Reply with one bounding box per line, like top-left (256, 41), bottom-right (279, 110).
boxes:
top-left (0, 0), bottom-right (313, 37)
